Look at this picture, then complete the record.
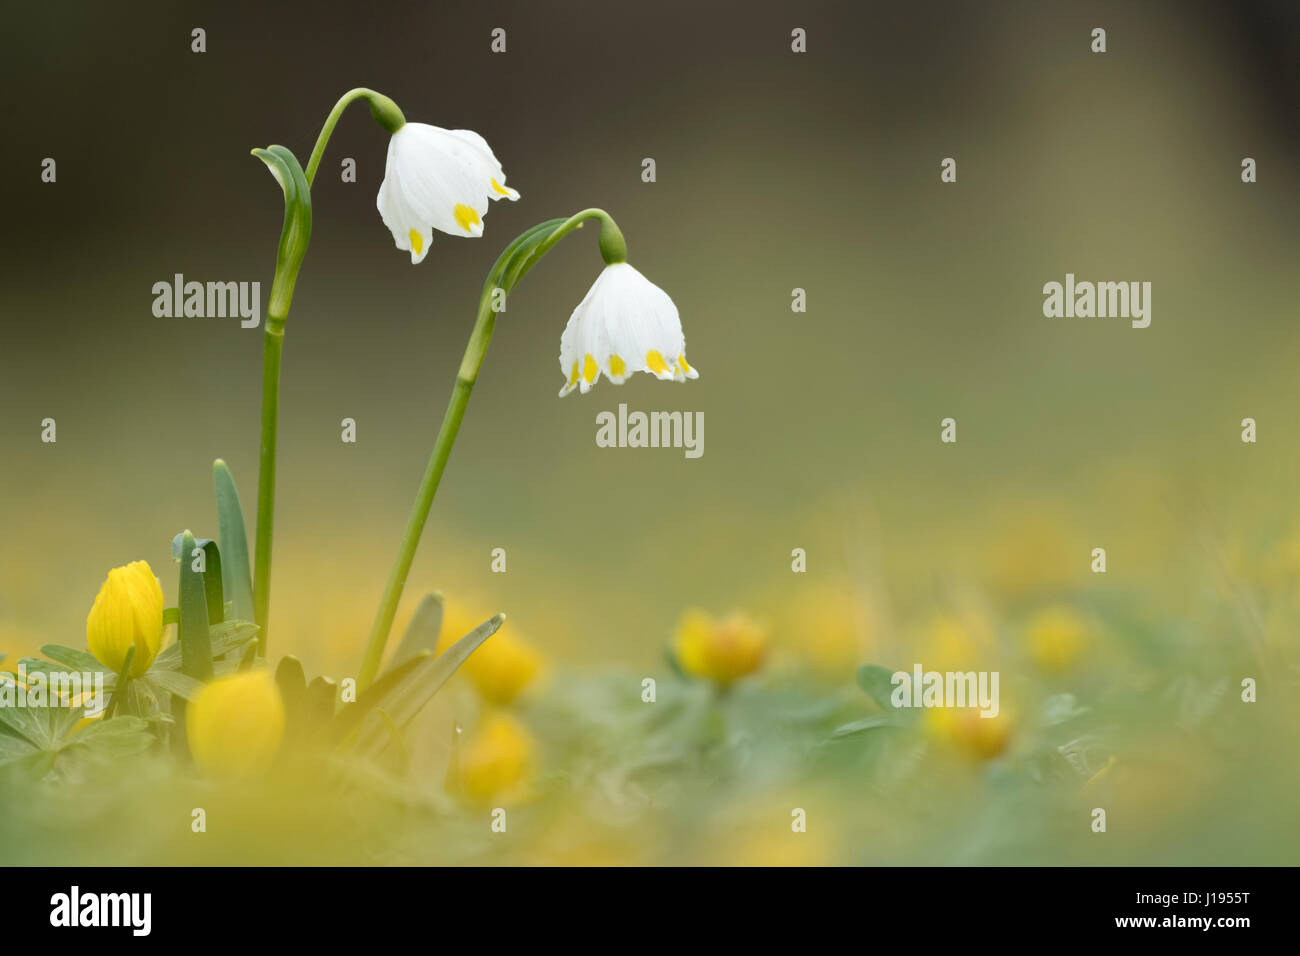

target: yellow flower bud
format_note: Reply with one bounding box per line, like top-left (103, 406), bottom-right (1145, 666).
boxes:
top-left (86, 560), bottom-right (165, 677)
top-left (186, 670), bottom-right (285, 778)
top-left (438, 603), bottom-right (543, 706)
top-left (457, 712), bottom-right (535, 805)
top-left (673, 609), bottom-right (766, 686)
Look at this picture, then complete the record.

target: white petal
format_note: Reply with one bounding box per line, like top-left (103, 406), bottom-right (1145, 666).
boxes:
top-left (375, 122), bottom-right (517, 259)
top-left (556, 263), bottom-right (698, 395)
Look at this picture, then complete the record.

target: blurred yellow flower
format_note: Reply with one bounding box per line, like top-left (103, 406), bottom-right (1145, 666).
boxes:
top-left (86, 560), bottom-right (164, 677)
top-left (457, 712), bottom-right (535, 805)
top-left (673, 609), bottom-right (766, 686)
top-left (186, 670), bottom-right (285, 778)
top-left (782, 585), bottom-right (868, 682)
top-left (920, 612), bottom-right (992, 672)
top-left (1024, 606), bottom-right (1088, 673)
top-left (988, 509), bottom-right (1076, 600)
top-left (925, 703), bottom-right (1014, 761)
top-left (438, 602), bottom-right (543, 706)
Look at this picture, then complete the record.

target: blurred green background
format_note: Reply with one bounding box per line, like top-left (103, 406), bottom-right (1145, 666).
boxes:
top-left (1, 0), bottom-right (1299, 864)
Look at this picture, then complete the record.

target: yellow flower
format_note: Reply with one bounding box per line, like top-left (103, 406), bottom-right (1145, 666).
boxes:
top-left (920, 612), bottom-right (991, 672)
top-left (673, 609), bottom-right (766, 686)
top-left (925, 703), bottom-right (1014, 761)
top-left (457, 712), bottom-right (535, 805)
top-left (1024, 606), bottom-right (1088, 674)
top-left (437, 603), bottom-right (543, 706)
top-left (186, 670), bottom-right (285, 778)
top-left (86, 560), bottom-right (164, 677)
top-left (782, 585), bottom-right (869, 682)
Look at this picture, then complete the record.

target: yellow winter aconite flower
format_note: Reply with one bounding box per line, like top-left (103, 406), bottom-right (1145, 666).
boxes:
top-left (925, 703), bottom-right (1015, 761)
top-left (457, 712), bottom-right (535, 805)
top-left (673, 609), bottom-right (766, 686)
top-left (86, 560), bottom-right (165, 677)
top-left (1024, 606), bottom-right (1088, 674)
top-left (186, 671), bottom-right (285, 778)
top-left (782, 585), bottom-right (870, 682)
top-left (437, 603), bottom-right (543, 706)
top-left (920, 612), bottom-right (991, 672)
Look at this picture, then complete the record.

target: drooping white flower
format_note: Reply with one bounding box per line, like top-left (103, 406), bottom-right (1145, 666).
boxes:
top-left (558, 263), bottom-right (699, 396)
top-left (376, 123), bottom-right (520, 264)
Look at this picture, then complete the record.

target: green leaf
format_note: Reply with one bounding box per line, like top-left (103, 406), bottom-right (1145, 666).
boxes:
top-left (62, 716), bottom-right (154, 758)
top-left (0, 730), bottom-right (38, 765)
top-left (177, 530), bottom-right (213, 681)
top-left (354, 614), bottom-right (505, 759)
top-left (499, 221), bottom-right (566, 291)
top-left (145, 669), bottom-right (205, 702)
top-left (389, 591), bottom-right (443, 672)
top-left (39, 645), bottom-right (109, 674)
top-left (306, 676), bottom-right (338, 724)
top-left (251, 144), bottom-right (312, 319)
top-left (163, 607), bottom-right (179, 626)
top-left (213, 460), bottom-right (255, 624)
top-left (0, 676), bottom-right (56, 749)
top-left (856, 664), bottom-right (902, 713)
top-left (275, 655), bottom-right (309, 739)
top-left (172, 533), bottom-right (224, 626)
top-left (487, 218), bottom-right (565, 294)
top-left (153, 619), bottom-right (257, 671)
top-left (830, 716), bottom-right (897, 739)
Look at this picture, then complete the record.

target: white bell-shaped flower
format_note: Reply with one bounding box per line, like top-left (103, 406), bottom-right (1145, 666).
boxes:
top-left (376, 123), bottom-right (520, 264)
top-left (558, 263), bottom-right (699, 396)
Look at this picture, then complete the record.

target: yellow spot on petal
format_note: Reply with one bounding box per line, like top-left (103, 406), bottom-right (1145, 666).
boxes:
top-left (568, 361), bottom-right (579, 386)
top-left (409, 229), bottom-right (424, 256)
top-left (677, 354), bottom-right (692, 374)
top-left (646, 350), bottom-right (670, 375)
top-left (454, 204), bottom-right (482, 233)
top-left (583, 354), bottom-right (598, 384)
top-left (490, 178), bottom-right (510, 196)
top-left (609, 354), bottom-right (626, 378)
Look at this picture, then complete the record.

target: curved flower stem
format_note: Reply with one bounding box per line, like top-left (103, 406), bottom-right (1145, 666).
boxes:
top-left (250, 145), bottom-right (311, 652)
top-left (356, 208), bottom-right (627, 690)
top-left (357, 290), bottom-right (495, 690)
top-left (250, 91), bottom-right (400, 652)
top-left (305, 87), bottom-right (405, 186)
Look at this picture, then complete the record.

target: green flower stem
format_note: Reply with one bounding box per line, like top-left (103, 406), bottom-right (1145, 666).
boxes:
top-left (305, 87), bottom-right (405, 186)
top-left (250, 146), bottom-right (312, 651)
top-left (252, 320), bottom-right (284, 651)
top-left (357, 289), bottom-right (494, 691)
top-left (356, 208), bottom-right (627, 691)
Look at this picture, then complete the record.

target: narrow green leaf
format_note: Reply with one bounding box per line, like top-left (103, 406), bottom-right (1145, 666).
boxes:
top-left (153, 619), bottom-right (256, 671)
top-left (163, 607), bottom-right (179, 626)
top-left (177, 530), bottom-right (213, 681)
top-left (172, 533), bottom-right (224, 626)
top-left (487, 217), bottom-right (565, 293)
top-left (213, 460), bottom-right (255, 624)
top-left (857, 664), bottom-right (901, 713)
top-left (275, 655), bottom-right (308, 740)
top-left (306, 676), bottom-right (337, 724)
top-left (830, 716), bottom-right (897, 739)
top-left (389, 591), bottom-right (444, 672)
top-left (500, 222), bottom-right (566, 291)
top-left (355, 614), bottom-right (505, 758)
top-left (146, 669), bottom-right (205, 702)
